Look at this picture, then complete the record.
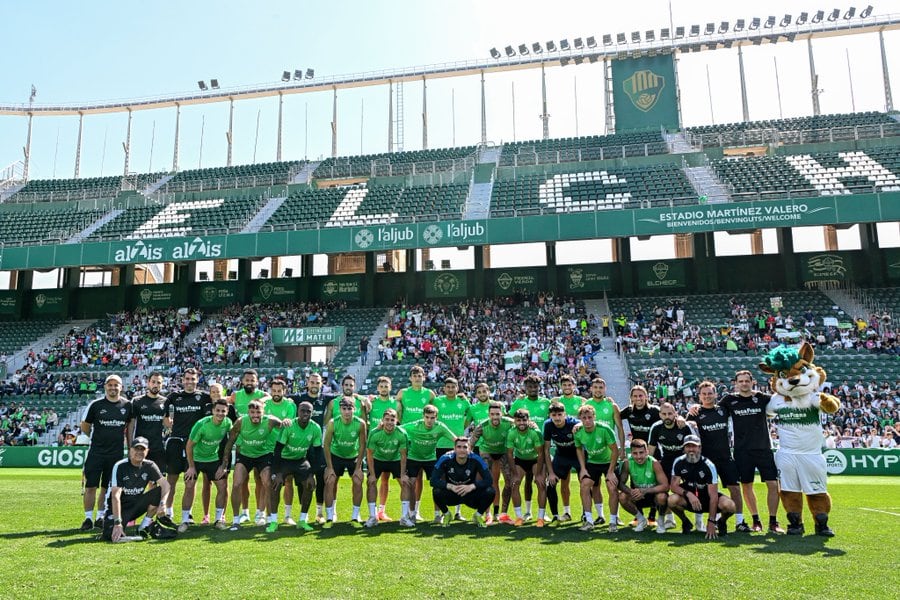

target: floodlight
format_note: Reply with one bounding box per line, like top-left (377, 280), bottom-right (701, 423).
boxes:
top-left (574, 56), bottom-right (584, 65)
top-left (723, 39), bottom-right (733, 48)
top-left (617, 32), bottom-right (626, 44)
top-left (490, 47), bottom-right (501, 59)
top-left (631, 31), bottom-right (641, 42)
top-left (283, 268), bottom-right (293, 277)
top-left (505, 45), bottom-right (515, 57)
top-left (586, 36), bottom-right (597, 48)
top-left (518, 44), bottom-right (529, 55)
top-left (560, 39), bottom-right (570, 50)
top-left (305, 69), bottom-right (314, 78)
top-left (705, 23), bottom-right (715, 35)
top-left (844, 7), bottom-right (856, 18)
top-left (198, 81), bottom-right (207, 91)
top-left (692, 44), bottom-right (702, 52)
top-left (199, 272), bottom-right (209, 281)
top-left (749, 17), bottom-right (761, 30)
top-left (797, 12), bottom-right (808, 24)
top-left (828, 9), bottom-right (840, 21)
top-left (259, 269), bottom-right (269, 278)
top-left (786, 32), bottom-right (797, 42)
top-left (752, 37), bottom-right (762, 45)
top-left (646, 30), bottom-right (655, 41)
top-left (780, 14), bottom-right (792, 26)
top-left (210, 79), bottom-right (219, 89)
top-left (735, 19), bottom-right (745, 31)
top-left (574, 37), bottom-right (583, 49)
top-left (281, 71), bottom-right (290, 82)
top-left (860, 5), bottom-right (873, 18)
top-left (675, 26), bottom-right (685, 38)
top-left (294, 69), bottom-right (303, 80)
top-left (588, 54), bottom-right (599, 63)
top-left (660, 28), bottom-right (670, 39)
top-left (689, 24), bottom-right (699, 36)
top-left (560, 56), bottom-right (570, 66)
top-left (812, 10), bottom-right (825, 23)
top-left (547, 40), bottom-right (557, 51)
top-left (602, 34), bottom-right (612, 45)
top-left (719, 21), bottom-right (729, 33)
top-left (532, 42), bottom-right (542, 54)
top-left (765, 16), bottom-right (776, 28)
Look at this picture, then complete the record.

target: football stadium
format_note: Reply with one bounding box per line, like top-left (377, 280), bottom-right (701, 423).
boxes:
top-left (0, 1), bottom-right (898, 597)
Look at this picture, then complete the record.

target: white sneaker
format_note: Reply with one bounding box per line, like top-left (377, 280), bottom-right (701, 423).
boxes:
top-left (284, 517), bottom-right (296, 526)
top-left (578, 521), bottom-right (595, 532)
top-left (176, 522), bottom-right (189, 534)
top-left (634, 516), bottom-right (648, 532)
top-left (523, 512), bottom-right (532, 522)
top-left (364, 516), bottom-right (378, 528)
top-left (608, 519), bottom-right (618, 533)
top-left (238, 514), bottom-right (250, 524)
top-left (656, 520), bottom-right (667, 534)
top-left (664, 513), bottom-right (676, 529)
top-left (696, 518), bottom-right (707, 533)
top-left (558, 512), bottom-right (572, 523)
top-left (255, 516), bottom-right (267, 526)
top-left (415, 512), bottom-right (425, 522)
top-left (398, 516), bottom-right (416, 528)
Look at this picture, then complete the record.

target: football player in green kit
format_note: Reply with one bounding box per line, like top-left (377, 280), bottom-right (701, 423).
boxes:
top-left (399, 404), bottom-right (456, 526)
top-left (368, 376), bottom-right (400, 522)
top-left (267, 401), bottom-right (321, 533)
top-left (181, 398), bottom-right (233, 532)
top-left (469, 400), bottom-right (515, 525)
top-left (574, 404), bottom-right (620, 532)
top-left (465, 382), bottom-right (494, 436)
top-left (228, 370), bottom-right (270, 525)
top-left (553, 374), bottom-right (585, 417)
top-left (508, 374), bottom-right (551, 520)
top-left (322, 398), bottom-right (368, 527)
top-left (325, 374), bottom-right (371, 425)
top-left (220, 400), bottom-right (287, 531)
top-left (614, 438), bottom-right (669, 533)
top-left (396, 366), bottom-right (436, 521)
top-left (265, 379), bottom-right (297, 525)
top-left (506, 408), bottom-right (546, 526)
top-left (432, 377), bottom-right (471, 521)
top-left (584, 377), bottom-right (626, 524)
top-left (364, 408), bottom-right (409, 528)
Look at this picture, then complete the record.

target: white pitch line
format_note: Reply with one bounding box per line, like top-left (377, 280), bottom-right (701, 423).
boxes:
top-left (859, 508), bottom-right (900, 517)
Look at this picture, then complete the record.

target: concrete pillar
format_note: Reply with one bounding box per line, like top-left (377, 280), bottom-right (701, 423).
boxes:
top-left (674, 233), bottom-right (693, 258)
top-left (824, 225), bottom-right (839, 251)
top-left (750, 230), bottom-right (764, 255)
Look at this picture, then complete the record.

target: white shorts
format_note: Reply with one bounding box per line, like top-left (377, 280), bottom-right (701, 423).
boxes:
top-left (775, 452), bottom-right (828, 495)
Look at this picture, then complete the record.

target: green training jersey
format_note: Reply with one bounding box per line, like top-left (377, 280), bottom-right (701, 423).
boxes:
top-left (329, 416), bottom-right (366, 459)
top-left (465, 401), bottom-right (492, 427)
top-left (368, 396), bottom-right (399, 430)
top-left (509, 396), bottom-right (552, 423)
top-left (366, 427), bottom-right (408, 462)
top-left (189, 416), bottom-right (233, 463)
top-left (474, 417), bottom-right (515, 454)
top-left (234, 388), bottom-right (267, 417)
top-left (279, 420), bottom-right (322, 461)
top-left (628, 456), bottom-right (659, 489)
top-left (432, 395), bottom-right (469, 449)
top-left (331, 395), bottom-right (367, 421)
top-left (506, 427), bottom-right (543, 460)
top-left (265, 398), bottom-right (296, 420)
top-left (574, 422), bottom-right (617, 464)
top-left (586, 398), bottom-right (617, 430)
top-left (399, 387), bottom-right (433, 425)
top-left (554, 394), bottom-right (585, 418)
top-left (400, 419), bottom-right (456, 462)
top-left (237, 417), bottom-right (276, 458)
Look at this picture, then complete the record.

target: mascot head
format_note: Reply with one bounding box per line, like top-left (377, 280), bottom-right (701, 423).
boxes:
top-left (759, 342), bottom-right (828, 407)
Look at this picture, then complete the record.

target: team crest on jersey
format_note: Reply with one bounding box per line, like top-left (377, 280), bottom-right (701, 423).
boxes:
top-left (699, 471), bottom-right (706, 479)
top-left (717, 409), bottom-right (724, 417)
top-left (676, 434), bottom-right (683, 440)
top-left (465, 469), bottom-right (471, 477)
top-left (195, 394), bottom-right (201, 401)
top-left (141, 473), bottom-right (148, 480)
top-left (645, 414), bottom-right (651, 420)
top-left (100, 409), bottom-right (107, 415)
top-left (120, 408), bottom-right (126, 415)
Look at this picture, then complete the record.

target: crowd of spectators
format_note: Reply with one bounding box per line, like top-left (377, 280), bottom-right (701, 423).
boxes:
top-left (0, 402), bottom-right (57, 446)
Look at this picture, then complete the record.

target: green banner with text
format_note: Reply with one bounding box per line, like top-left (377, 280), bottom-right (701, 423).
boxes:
top-left (0, 446), bottom-right (93, 468)
top-left (490, 267), bottom-right (546, 295)
top-left (132, 284), bottom-right (185, 309)
top-left (562, 264), bottom-right (614, 293)
top-left (271, 326), bottom-right (346, 346)
top-left (612, 53), bottom-right (679, 131)
top-left (821, 448), bottom-right (900, 476)
top-left (886, 248), bottom-right (900, 282)
top-left (193, 281), bottom-right (241, 308)
top-left (425, 271), bottom-right (468, 299)
top-left (312, 275), bottom-right (362, 301)
top-left (0, 291), bottom-right (20, 317)
top-left (28, 290), bottom-right (68, 316)
top-left (249, 279), bottom-right (299, 303)
top-left (799, 253), bottom-right (853, 285)
top-left (636, 260), bottom-right (688, 290)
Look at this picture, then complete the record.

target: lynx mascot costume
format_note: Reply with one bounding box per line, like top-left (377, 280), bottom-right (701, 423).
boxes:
top-left (759, 343), bottom-right (840, 536)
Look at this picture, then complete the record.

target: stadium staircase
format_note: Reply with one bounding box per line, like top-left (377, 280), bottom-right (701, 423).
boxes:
top-left (665, 132), bottom-right (695, 154)
top-left (290, 161), bottom-right (321, 184)
top-left (819, 286), bottom-right (869, 323)
top-left (64, 209), bottom-right (124, 244)
top-left (463, 146), bottom-right (499, 220)
top-left (583, 296), bottom-right (631, 409)
top-left (683, 164), bottom-right (732, 204)
top-left (0, 161), bottom-right (26, 201)
top-left (4, 319), bottom-right (96, 377)
top-left (343, 309), bottom-right (391, 392)
top-left (142, 173), bottom-right (176, 195)
top-left (242, 196), bottom-right (288, 233)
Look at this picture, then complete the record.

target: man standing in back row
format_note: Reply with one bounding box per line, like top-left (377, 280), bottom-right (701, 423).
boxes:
top-left (130, 371), bottom-right (167, 474)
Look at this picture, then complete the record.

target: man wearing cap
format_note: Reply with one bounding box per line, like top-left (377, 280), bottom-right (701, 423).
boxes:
top-left (80, 374), bottom-right (133, 531)
top-left (101, 437), bottom-right (172, 542)
top-left (667, 435), bottom-right (736, 540)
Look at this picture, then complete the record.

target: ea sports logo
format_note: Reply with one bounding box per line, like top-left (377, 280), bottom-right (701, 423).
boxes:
top-left (422, 225), bottom-right (443, 245)
top-left (355, 228), bottom-right (374, 249)
top-left (823, 450), bottom-right (847, 475)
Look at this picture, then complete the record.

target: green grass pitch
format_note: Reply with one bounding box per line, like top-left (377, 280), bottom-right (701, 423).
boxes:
top-left (1, 470), bottom-right (896, 599)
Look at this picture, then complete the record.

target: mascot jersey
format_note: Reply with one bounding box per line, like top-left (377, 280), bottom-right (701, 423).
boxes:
top-left (766, 395), bottom-right (822, 455)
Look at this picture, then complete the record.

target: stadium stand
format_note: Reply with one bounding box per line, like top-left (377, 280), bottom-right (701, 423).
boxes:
top-left (0, 206), bottom-right (107, 245)
top-left (0, 320), bottom-right (64, 360)
top-left (490, 164), bottom-right (695, 216)
top-left (712, 147), bottom-right (900, 201)
top-left (160, 161), bottom-right (303, 192)
top-left (314, 147), bottom-right (477, 179)
top-left (9, 175), bottom-right (122, 202)
top-left (499, 131), bottom-right (669, 167)
top-left (687, 111), bottom-right (900, 148)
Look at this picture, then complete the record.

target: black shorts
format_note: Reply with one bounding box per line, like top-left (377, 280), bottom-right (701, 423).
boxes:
top-left (236, 453), bottom-right (272, 474)
top-left (436, 447), bottom-right (453, 461)
top-left (373, 459), bottom-right (402, 479)
top-left (735, 449), bottom-right (778, 483)
top-left (631, 493), bottom-right (661, 509)
top-left (331, 455), bottom-right (359, 478)
top-left (514, 457), bottom-right (539, 472)
top-left (406, 459), bottom-right (436, 479)
top-left (552, 455), bottom-right (579, 480)
top-left (83, 451), bottom-right (122, 489)
top-left (488, 452), bottom-right (505, 460)
top-left (582, 462), bottom-right (611, 484)
top-left (274, 458), bottom-right (313, 482)
top-left (709, 456), bottom-right (740, 487)
top-left (684, 491), bottom-right (725, 514)
top-left (196, 460), bottom-right (227, 481)
top-left (165, 438), bottom-right (187, 475)
top-left (146, 449), bottom-right (167, 475)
